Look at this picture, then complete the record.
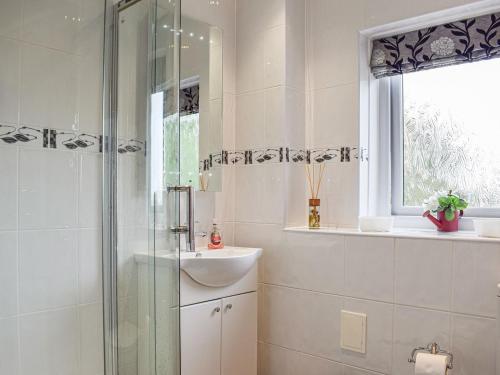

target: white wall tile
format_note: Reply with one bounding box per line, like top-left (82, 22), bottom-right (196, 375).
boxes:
top-left (19, 230), bottom-right (78, 313)
top-left (0, 37), bottom-right (20, 124)
top-left (307, 21), bottom-right (361, 89)
top-left (395, 239), bottom-right (453, 310)
top-left (259, 342), bottom-right (344, 375)
top-left (0, 0), bottom-right (22, 38)
top-left (236, 87), bottom-right (286, 150)
top-left (259, 284), bottom-right (343, 362)
top-left (236, 31), bottom-right (263, 94)
top-left (263, 230), bottom-right (345, 293)
top-left (0, 231), bottom-right (18, 318)
top-left (285, 88), bottom-right (305, 148)
top-left (19, 308), bottom-right (79, 375)
top-left (77, 0), bottom-right (105, 56)
top-left (79, 229), bottom-right (102, 304)
top-left (182, 0), bottom-right (236, 33)
top-left (285, 13), bottom-right (305, 90)
top-left (236, 0), bottom-right (286, 38)
top-left (234, 222), bottom-right (284, 282)
top-left (319, 164), bottom-right (359, 227)
top-left (0, 147), bottom-right (18, 230)
top-left (392, 306), bottom-right (451, 375)
top-left (235, 164), bottom-right (285, 224)
top-left (22, 0), bottom-right (80, 53)
top-left (264, 26), bottom-right (287, 88)
top-left (235, 87), bottom-right (286, 150)
top-left (341, 298), bottom-right (393, 374)
top-left (307, 0), bottom-right (364, 35)
top-left (236, 26), bottom-right (286, 93)
top-left (0, 317), bottom-right (19, 375)
top-left (80, 303), bottom-right (104, 375)
top-left (312, 84), bottom-right (359, 147)
top-left (223, 93), bottom-right (235, 150)
top-left (345, 236), bottom-right (394, 302)
top-left (222, 221), bottom-right (235, 246)
top-left (77, 50), bottom-right (103, 134)
top-left (235, 90), bottom-right (265, 149)
top-left (363, 0), bottom-right (416, 29)
top-left (20, 43), bottom-right (77, 130)
top-left (285, 164), bottom-right (307, 226)
top-left (79, 153), bottom-right (102, 228)
top-left (215, 166), bottom-right (235, 222)
top-left (452, 241), bottom-right (500, 318)
top-left (19, 149), bottom-right (78, 229)
top-left (260, 164), bottom-right (286, 224)
top-left (451, 314), bottom-right (496, 375)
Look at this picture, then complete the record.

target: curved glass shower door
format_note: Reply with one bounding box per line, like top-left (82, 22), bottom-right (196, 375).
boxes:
top-left (103, 0), bottom-right (181, 374)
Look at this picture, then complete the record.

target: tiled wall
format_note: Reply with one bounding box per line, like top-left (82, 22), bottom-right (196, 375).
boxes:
top-left (236, 228), bottom-right (500, 375)
top-left (233, 0), bottom-right (307, 230)
top-left (231, 0), bottom-right (500, 374)
top-left (0, 1), bottom-right (104, 374)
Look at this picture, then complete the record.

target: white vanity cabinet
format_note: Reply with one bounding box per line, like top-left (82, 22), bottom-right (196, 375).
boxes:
top-left (181, 292), bottom-right (257, 375)
top-left (135, 247), bottom-right (262, 375)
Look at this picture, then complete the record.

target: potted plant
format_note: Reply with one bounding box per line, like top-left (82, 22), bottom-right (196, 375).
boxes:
top-left (422, 190), bottom-right (468, 232)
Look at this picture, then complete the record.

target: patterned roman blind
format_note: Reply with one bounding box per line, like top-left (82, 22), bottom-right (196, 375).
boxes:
top-left (370, 12), bottom-right (500, 78)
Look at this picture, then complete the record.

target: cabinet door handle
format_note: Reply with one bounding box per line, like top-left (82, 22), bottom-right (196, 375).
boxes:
top-left (213, 307), bottom-right (221, 313)
top-left (225, 304), bottom-right (233, 311)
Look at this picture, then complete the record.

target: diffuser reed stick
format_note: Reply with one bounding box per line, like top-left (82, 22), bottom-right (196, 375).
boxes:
top-left (305, 163), bottom-right (326, 199)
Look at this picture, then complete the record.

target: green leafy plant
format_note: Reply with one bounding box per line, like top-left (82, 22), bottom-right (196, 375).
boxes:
top-left (423, 190), bottom-right (468, 221)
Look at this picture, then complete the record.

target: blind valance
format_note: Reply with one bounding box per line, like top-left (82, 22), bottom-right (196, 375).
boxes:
top-left (370, 12), bottom-right (500, 78)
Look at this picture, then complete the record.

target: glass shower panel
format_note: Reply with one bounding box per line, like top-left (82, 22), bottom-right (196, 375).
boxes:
top-left (110, 0), bottom-right (181, 374)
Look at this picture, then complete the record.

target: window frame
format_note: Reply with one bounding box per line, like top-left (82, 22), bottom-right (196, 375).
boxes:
top-left (388, 72), bottom-right (500, 219)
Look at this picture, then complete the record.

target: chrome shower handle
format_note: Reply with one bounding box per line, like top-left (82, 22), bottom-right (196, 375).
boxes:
top-left (187, 185), bottom-right (195, 252)
top-left (167, 185), bottom-right (195, 252)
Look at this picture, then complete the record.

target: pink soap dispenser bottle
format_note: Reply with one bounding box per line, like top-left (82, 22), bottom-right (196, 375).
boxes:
top-left (208, 220), bottom-right (224, 249)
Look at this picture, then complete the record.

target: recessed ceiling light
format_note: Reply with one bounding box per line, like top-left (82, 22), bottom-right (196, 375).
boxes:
top-left (189, 32), bottom-right (194, 37)
top-left (199, 36), bottom-right (204, 40)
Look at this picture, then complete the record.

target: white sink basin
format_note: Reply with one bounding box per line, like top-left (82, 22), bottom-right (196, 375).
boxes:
top-left (181, 247), bottom-right (262, 287)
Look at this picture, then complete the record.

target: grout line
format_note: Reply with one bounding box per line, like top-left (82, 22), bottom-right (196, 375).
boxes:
top-left (15, 5), bottom-right (23, 370)
top-left (260, 341), bottom-right (387, 375)
top-left (259, 282), bottom-right (497, 320)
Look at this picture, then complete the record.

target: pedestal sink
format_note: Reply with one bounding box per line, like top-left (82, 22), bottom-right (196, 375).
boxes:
top-left (180, 247), bottom-right (262, 287)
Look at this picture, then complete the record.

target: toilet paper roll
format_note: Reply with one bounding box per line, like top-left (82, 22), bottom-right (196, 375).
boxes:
top-left (415, 353), bottom-right (448, 375)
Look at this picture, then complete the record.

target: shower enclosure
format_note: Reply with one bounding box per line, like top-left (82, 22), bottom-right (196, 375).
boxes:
top-left (103, 0), bottom-right (182, 374)
top-left (0, 0), bottom-right (217, 372)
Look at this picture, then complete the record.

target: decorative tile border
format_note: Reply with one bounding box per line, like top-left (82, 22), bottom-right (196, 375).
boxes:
top-left (1, 124), bottom-right (369, 165)
top-left (199, 145), bottom-right (368, 171)
top-left (0, 124), bottom-right (45, 149)
top-left (51, 129), bottom-right (103, 153)
top-left (0, 123), bottom-right (147, 156)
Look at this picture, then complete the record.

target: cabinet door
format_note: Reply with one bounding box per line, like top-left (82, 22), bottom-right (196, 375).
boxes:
top-left (181, 299), bottom-right (222, 375)
top-left (221, 292), bottom-right (257, 375)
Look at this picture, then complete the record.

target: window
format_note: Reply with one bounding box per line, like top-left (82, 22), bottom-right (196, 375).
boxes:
top-left (390, 58), bottom-right (500, 217)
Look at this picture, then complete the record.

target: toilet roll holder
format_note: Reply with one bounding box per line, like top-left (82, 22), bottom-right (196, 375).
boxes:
top-left (408, 342), bottom-right (453, 370)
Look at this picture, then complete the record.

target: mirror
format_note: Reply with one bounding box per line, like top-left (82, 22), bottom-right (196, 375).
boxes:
top-left (157, 13), bottom-right (223, 192)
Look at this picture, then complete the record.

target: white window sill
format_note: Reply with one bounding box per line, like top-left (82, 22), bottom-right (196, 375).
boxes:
top-left (284, 226), bottom-right (500, 243)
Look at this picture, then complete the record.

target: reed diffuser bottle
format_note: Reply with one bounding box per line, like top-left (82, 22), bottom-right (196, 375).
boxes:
top-left (305, 163), bottom-right (325, 229)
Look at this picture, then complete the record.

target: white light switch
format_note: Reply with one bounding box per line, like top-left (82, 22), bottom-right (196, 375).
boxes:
top-left (340, 310), bottom-right (367, 354)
